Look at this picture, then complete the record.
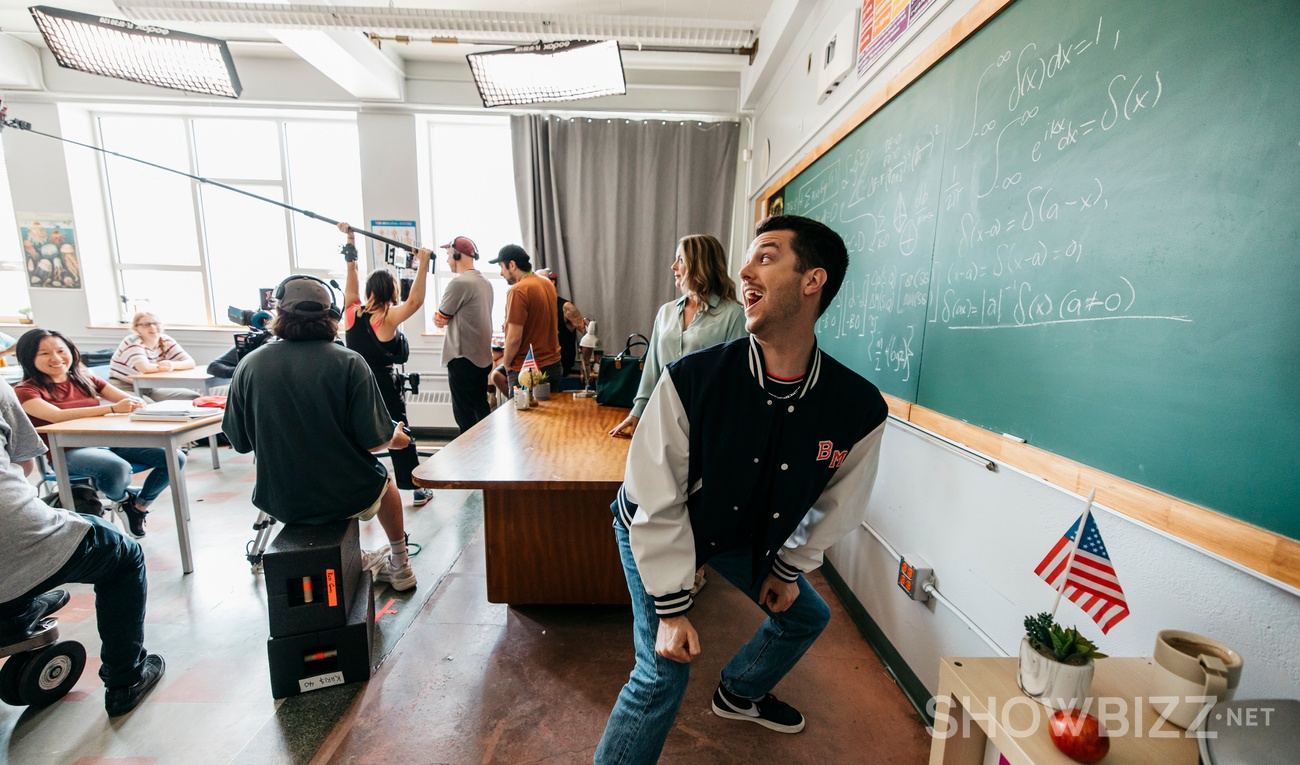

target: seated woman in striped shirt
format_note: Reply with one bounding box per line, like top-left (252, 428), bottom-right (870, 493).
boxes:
top-left (109, 312), bottom-right (198, 401)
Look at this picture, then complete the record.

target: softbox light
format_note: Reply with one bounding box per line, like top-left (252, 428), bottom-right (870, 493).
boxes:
top-left (29, 5), bottom-right (242, 98)
top-left (467, 39), bottom-right (625, 108)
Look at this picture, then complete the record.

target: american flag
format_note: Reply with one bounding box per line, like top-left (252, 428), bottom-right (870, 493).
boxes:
top-left (1034, 512), bottom-right (1130, 634)
top-left (520, 344), bottom-right (539, 374)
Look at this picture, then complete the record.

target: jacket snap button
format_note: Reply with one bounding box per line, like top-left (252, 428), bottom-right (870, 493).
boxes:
top-left (772, 513), bottom-right (779, 519)
top-left (780, 463), bottom-right (788, 470)
top-left (788, 405), bottom-right (795, 413)
top-left (754, 457), bottom-right (759, 463)
top-left (767, 400), bottom-right (772, 406)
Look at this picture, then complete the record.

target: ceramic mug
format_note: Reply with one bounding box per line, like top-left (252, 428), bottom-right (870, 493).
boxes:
top-left (514, 388), bottom-right (529, 411)
top-left (1150, 630), bottom-right (1243, 729)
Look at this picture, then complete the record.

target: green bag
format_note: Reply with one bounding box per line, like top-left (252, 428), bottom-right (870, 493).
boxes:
top-left (596, 333), bottom-right (649, 408)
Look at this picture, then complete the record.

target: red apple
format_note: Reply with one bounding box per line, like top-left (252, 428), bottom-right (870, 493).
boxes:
top-left (1048, 708), bottom-right (1110, 763)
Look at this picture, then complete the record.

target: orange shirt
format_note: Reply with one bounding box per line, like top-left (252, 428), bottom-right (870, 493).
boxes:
top-left (504, 273), bottom-right (561, 370)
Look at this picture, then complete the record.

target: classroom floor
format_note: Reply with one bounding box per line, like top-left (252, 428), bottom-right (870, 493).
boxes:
top-left (1, 442), bottom-right (930, 765)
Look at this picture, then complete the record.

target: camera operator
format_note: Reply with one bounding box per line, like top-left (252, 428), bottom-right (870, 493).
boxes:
top-left (223, 275), bottom-right (417, 591)
top-left (338, 222), bottom-right (434, 507)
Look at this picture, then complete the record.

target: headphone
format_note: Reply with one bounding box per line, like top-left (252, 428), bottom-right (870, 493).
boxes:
top-left (274, 274), bottom-right (341, 320)
top-left (449, 237), bottom-right (479, 262)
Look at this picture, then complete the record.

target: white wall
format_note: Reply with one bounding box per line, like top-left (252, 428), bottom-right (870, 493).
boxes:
top-left (749, 0), bottom-right (1300, 701)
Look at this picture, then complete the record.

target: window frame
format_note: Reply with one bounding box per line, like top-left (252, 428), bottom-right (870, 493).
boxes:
top-left (94, 109), bottom-right (360, 327)
top-left (420, 113), bottom-right (522, 336)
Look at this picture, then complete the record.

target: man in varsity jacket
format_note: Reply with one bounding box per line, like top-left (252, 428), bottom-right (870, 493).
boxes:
top-left (595, 215), bottom-right (889, 764)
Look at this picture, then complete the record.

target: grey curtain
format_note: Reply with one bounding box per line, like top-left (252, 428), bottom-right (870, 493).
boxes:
top-left (511, 115), bottom-right (740, 355)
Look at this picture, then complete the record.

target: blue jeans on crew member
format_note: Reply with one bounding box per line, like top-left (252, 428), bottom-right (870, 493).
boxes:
top-left (594, 514), bottom-right (831, 765)
top-left (0, 515), bottom-right (148, 689)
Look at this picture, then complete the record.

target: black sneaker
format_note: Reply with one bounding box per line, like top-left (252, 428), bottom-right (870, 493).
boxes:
top-left (0, 590), bottom-right (70, 644)
top-left (116, 491), bottom-right (147, 538)
top-left (711, 684), bottom-right (806, 733)
top-left (105, 654), bottom-right (165, 717)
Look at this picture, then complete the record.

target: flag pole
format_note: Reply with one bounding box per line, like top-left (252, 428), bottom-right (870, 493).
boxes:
top-left (1051, 488), bottom-right (1096, 619)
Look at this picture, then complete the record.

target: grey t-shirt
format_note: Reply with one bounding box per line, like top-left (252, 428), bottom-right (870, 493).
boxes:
top-left (223, 339), bottom-right (395, 525)
top-left (0, 378), bottom-right (91, 604)
top-left (437, 269), bottom-right (494, 368)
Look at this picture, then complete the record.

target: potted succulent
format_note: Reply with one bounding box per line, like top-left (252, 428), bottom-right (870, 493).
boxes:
top-left (1018, 612), bottom-right (1107, 710)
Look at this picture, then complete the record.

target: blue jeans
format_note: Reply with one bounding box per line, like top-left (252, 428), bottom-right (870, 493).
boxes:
top-left (594, 517), bottom-right (831, 765)
top-left (0, 516), bottom-right (148, 689)
top-left (64, 445), bottom-right (183, 507)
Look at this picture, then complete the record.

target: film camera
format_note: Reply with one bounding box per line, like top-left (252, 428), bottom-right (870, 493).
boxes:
top-left (229, 305), bottom-right (274, 360)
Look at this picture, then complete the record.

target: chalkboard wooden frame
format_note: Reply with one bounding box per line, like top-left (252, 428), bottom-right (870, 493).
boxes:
top-left (756, 0), bottom-right (1300, 590)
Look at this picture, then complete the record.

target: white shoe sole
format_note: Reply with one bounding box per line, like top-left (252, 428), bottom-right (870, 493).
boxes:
top-left (711, 700), bottom-right (805, 733)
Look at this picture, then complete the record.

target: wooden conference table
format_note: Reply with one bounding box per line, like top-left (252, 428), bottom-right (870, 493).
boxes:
top-left (39, 412), bottom-right (225, 575)
top-left (929, 657), bottom-right (1197, 765)
top-left (412, 393), bottom-right (631, 605)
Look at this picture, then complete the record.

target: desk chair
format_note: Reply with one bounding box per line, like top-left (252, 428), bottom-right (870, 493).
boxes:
top-left (37, 454), bottom-right (152, 533)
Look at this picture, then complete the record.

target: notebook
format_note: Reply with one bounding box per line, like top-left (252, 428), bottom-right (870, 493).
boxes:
top-left (128, 400), bottom-right (218, 422)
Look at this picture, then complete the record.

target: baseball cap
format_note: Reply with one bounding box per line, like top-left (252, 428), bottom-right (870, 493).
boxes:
top-left (440, 235), bottom-right (478, 259)
top-left (277, 275), bottom-right (335, 317)
top-left (536, 268), bottom-right (558, 283)
top-left (489, 244), bottom-right (530, 267)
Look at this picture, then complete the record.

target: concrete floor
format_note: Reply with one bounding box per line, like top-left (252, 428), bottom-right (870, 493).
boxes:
top-left (1, 443), bottom-right (930, 765)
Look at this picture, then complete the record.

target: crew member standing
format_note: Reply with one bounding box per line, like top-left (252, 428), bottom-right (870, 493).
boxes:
top-left (536, 268), bottom-right (588, 378)
top-left (434, 236), bottom-right (493, 434)
top-left (489, 245), bottom-right (562, 389)
top-left (594, 215), bottom-right (888, 764)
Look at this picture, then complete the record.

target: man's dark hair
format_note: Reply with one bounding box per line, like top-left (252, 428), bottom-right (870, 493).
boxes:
top-left (755, 214), bottom-right (849, 316)
top-left (270, 312), bottom-right (339, 342)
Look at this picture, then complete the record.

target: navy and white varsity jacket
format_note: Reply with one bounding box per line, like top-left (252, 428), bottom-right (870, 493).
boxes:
top-left (616, 336), bottom-right (888, 617)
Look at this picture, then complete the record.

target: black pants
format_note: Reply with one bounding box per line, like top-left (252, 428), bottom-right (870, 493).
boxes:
top-left (0, 516), bottom-right (147, 689)
top-left (374, 366), bottom-right (421, 490)
top-left (447, 357), bottom-right (491, 435)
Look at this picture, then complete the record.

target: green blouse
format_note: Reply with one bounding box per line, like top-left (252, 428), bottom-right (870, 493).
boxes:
top-left (631, 293), bottom-right (747, 418)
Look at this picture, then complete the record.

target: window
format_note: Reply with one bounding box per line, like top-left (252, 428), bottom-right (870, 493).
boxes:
top-left (0, 148), bottom-right (27, 319)
top-left (98, 113), bottom-right (362, 325)
top-left (425, 117), bottom-right (521, 334)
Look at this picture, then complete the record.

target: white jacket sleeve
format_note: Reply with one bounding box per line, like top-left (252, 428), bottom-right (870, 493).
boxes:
top-left (772, 420), bottom-right (885, 581)
top-left (623, 369), bottom-right (698, 614)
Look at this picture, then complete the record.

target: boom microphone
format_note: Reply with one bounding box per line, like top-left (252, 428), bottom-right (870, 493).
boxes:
top-left (0, 100), bottom-right (416, 254)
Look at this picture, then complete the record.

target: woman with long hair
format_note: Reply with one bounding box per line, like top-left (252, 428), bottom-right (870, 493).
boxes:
top-left (109, 311), bottom-right (198, 400)
top-left (608, 235), bottom-right (746, 596)
top-left (609, 234), bottom-right (747, 439)
top-left (14, 329), bottom-right (185, 539)
top-left (339, 222), bottom-right (434, 506)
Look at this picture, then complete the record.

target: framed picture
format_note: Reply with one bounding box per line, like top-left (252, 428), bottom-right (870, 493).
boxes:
top-left (19, 213), bottom-right (82, 290)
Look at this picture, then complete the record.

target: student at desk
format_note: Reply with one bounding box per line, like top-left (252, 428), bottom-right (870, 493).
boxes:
top-left (109, 312), bottom-right (199, 401)
top-left (14, 329), bottom-right (183, 539)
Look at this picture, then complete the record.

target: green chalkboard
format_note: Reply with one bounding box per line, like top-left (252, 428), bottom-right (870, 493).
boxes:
top-left (782, 0), bottom-right (1300, 540)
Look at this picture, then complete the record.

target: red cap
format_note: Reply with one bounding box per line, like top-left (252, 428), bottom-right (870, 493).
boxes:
top-left (440, 236), bottom-right (478, 259)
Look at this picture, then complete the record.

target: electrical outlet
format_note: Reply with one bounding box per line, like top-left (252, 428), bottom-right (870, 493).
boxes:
top-left (897, 555), bottom-right (933, 601)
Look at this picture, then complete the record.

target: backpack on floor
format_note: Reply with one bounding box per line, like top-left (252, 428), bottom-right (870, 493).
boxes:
top-left (42, 484), bottom-right (107, 518)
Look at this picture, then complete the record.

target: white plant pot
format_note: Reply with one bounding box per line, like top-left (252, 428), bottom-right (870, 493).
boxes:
top-left (1017, 637), bottom-right (1095, 710)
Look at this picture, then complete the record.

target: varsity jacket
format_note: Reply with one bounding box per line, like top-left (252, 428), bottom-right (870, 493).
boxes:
top-left (616, 336), bottom-right (888, 617)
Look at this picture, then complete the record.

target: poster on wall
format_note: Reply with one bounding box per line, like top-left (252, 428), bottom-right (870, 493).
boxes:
top-left (18, 213), bottom-right (82, 290)
top-left (857, 0), bottom-right (937, 76)
top-left (368, 220), bottom-right (418, 270)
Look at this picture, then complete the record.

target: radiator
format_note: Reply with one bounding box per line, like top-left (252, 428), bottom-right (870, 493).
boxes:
top-left (405, 389), bottom-right (457, 429)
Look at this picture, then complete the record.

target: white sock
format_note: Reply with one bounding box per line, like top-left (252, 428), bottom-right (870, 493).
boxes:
top-left (388, 536), bottom-right (409, 569)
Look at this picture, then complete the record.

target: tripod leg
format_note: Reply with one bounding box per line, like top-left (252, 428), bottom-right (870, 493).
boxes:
top-left (246, 511), bottom-right (277, 573)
